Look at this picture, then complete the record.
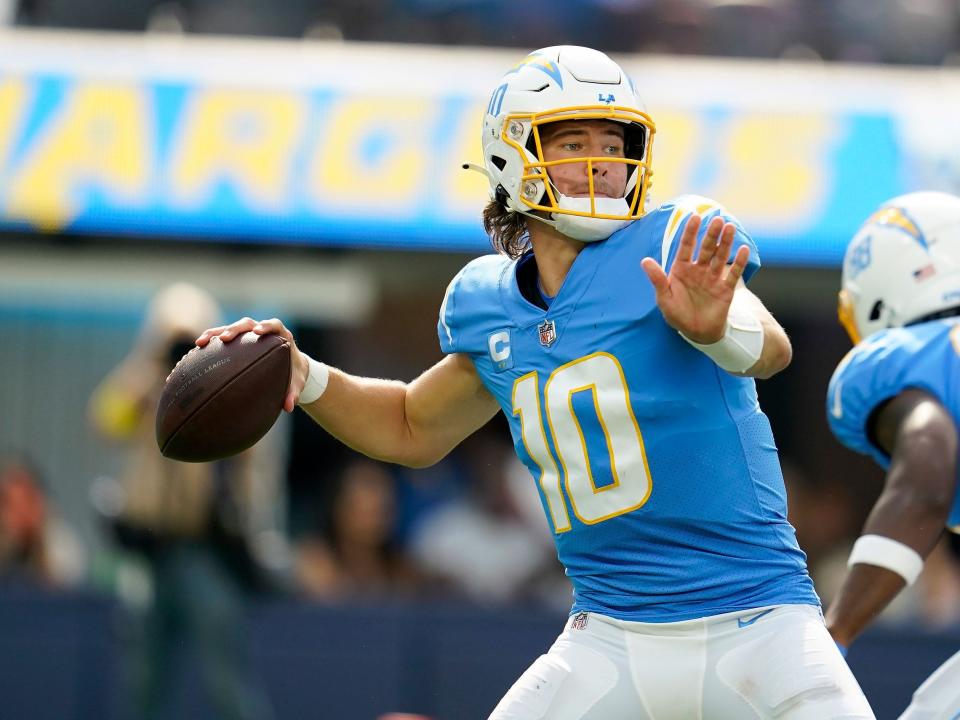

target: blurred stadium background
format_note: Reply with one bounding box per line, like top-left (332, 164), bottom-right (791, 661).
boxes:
top-left (1, 1), bottom-right (960, 718)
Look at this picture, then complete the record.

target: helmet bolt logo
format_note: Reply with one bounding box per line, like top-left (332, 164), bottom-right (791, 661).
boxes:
top-left (508, 121), bottom-right (524, 139)
top-left (847, 235), bottom-right (872, 280)
top-left (522, 182), bottom-right (539, 200)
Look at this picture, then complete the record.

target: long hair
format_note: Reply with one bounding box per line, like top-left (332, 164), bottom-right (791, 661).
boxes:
top-left (483, 200), bottom-right (531, 259)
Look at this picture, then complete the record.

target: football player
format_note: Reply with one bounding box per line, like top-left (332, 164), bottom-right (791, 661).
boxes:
top-left (198, 46), bottom-right (874, 718)
top-left (827, 190), bottom-right (960, 719)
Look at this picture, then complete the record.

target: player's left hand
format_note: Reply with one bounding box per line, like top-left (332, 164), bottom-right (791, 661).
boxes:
top-left (640, 214), bottom-right (750, 344)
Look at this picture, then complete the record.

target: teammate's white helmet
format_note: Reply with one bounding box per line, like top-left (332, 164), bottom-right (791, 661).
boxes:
top-left (480, 46), bottom-right (655, 242)
top-left (839, 191), bottom-right (960, 344)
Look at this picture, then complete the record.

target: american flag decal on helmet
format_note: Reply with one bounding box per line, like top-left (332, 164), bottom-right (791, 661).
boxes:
top-left (538, 319), bottom-right (557, 347)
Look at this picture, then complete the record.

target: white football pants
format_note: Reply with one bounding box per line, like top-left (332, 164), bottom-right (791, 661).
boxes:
top-left (899, 649), bottom-right (960, 720)
top-left (489, 604), bottom-right (875, 720)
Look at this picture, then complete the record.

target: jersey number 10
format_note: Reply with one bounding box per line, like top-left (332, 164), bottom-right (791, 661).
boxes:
top-left (512, 352), bottom-right (653, 533)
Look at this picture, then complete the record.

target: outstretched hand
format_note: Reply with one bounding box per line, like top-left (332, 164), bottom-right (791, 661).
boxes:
top-left (191, 317), bottom-right (309, 413)
top-left (640, 215), bottom-right (750, 344)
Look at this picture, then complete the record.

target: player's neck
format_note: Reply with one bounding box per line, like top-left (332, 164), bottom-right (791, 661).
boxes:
top-left (528, 224), bottom-right (586, 298)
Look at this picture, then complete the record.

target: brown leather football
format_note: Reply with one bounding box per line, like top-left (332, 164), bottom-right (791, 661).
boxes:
top-left (156, 332), bottom-right (291, 462)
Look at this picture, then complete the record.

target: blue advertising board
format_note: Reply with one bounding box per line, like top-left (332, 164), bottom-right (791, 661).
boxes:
top-left (1, 33), bottom-right (956, 264)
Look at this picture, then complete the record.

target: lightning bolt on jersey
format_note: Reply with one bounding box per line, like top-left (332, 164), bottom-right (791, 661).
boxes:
top-left (827, 319), bottom-right (960, 531)
top-left (438, 196), bottom-right (818, 622)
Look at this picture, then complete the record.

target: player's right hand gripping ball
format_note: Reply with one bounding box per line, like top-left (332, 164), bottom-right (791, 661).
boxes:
top-left (156, 332), bottom-right (291, 462)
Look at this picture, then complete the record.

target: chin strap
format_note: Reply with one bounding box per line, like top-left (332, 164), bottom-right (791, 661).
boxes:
top-left (464, 164), bottom-right (635, 242)
top-left (551, 195), bottom-right (634, 242)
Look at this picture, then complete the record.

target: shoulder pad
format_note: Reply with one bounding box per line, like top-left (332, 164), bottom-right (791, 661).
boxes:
top-left (438, 255), bottom-right (511, 354)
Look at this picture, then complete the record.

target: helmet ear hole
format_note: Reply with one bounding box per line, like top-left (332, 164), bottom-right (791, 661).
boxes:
top-left (525, 134), bottom-right (538, 155)
top-left (869, 300), bottom-right (884, 322)
top-left (625, 124), bottom-right (647, 160)
top-left (491, 156), bottom-right (507, 171)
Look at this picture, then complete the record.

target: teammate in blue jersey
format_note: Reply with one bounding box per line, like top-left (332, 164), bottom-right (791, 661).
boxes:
top-left (826, 191), bottom-right (960, 719)
top-left (195, 46), bottom-right (873, 718)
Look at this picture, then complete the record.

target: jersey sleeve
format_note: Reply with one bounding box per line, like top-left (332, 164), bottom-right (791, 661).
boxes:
top-left (826, 329), bottom-right (943, 469)
top-left (660, 195), bottom-right (761, 283)
top-left (438, 266), bottom-right (467, 354)
top-left (437, 255), bottom-right (509, 355)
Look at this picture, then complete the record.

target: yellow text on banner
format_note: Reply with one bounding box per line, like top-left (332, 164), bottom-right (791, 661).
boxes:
top-left (171, 89), bottom-right (306, 210)
top-left (6, 83), bottom-right (150, 231)
top-left (704, 113), bottom-right (834, 229)
top-left (311, 97), bottom-right (434, 214)
top-left (0, 78), bottom-right (29, 178)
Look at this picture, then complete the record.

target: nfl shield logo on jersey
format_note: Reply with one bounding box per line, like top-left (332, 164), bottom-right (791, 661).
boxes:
top-left (570, 612), bottom-right (589, 630)
top-left (538, 319), bottom-right (557, 347)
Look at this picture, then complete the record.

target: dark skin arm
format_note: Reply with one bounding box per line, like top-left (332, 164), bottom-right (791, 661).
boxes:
top-left (825, 389), bottom-right (958, 648)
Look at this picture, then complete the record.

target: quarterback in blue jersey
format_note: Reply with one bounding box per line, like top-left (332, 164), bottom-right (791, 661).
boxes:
top-left (196, 46), bottom-right (873, 718)
top-left (826, 191), bottom-right (960, 719)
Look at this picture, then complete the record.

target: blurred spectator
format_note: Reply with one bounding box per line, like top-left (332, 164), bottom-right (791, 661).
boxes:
top-left (16, 0), bottom-right (310, 33)
top-left (183, 0), bottom-right (309, 36)
top-left (18, 0), bottom-right (157, 30)
top-left (0, 454), bottom-right (84, 587)
top-left (913, 535), bottom-right (960, 628)
top-left (703, 0), bottom-right (802, 59)
top-left (632, 0), bottom-right (708, 55)
top-left (781, 460), bottom-right (860, 605)
top-left (392, 454), bottom-right (470, 545)
top-left (11, 0), bottom-right (960, 68)
top-left (311, 0), bottom-right (404, 41)
top-left (826, 0), bottom-right (960, 65)
top-left (0, 0), bottom-right (15, 24)
top-left (408, 427), bottom-right (564, 606)
top-left (295, 457), bottom-right (419, 600)
top-left (89, 282), bottom-right (278, 720)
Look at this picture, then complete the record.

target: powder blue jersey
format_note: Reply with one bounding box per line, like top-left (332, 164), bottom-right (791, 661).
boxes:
top-left (438, 196), bottom-right (818, 622)
top-left (827, 319), bottom-right (960, 531)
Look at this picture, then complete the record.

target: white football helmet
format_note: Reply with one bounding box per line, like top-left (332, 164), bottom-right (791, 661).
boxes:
top-left (479, 45), bottom-right (655, 242)
top-left (839, 191), bottom-right (960, 344)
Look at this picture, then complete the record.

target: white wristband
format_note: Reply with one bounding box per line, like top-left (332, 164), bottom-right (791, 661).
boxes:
top-left (680, 298), bottom-right (764, 374)
top-left (298, 354), bottom-right (329, 405)
top-left (848, 534), bottom-right (924, 586)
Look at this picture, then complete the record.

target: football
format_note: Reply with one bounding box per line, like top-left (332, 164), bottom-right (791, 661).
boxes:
top-left (156, 332), bottom-right (291, 462)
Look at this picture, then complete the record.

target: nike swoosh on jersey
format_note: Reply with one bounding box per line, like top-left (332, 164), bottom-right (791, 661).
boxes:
top-left (737, 608), bottom-right (776, 628)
